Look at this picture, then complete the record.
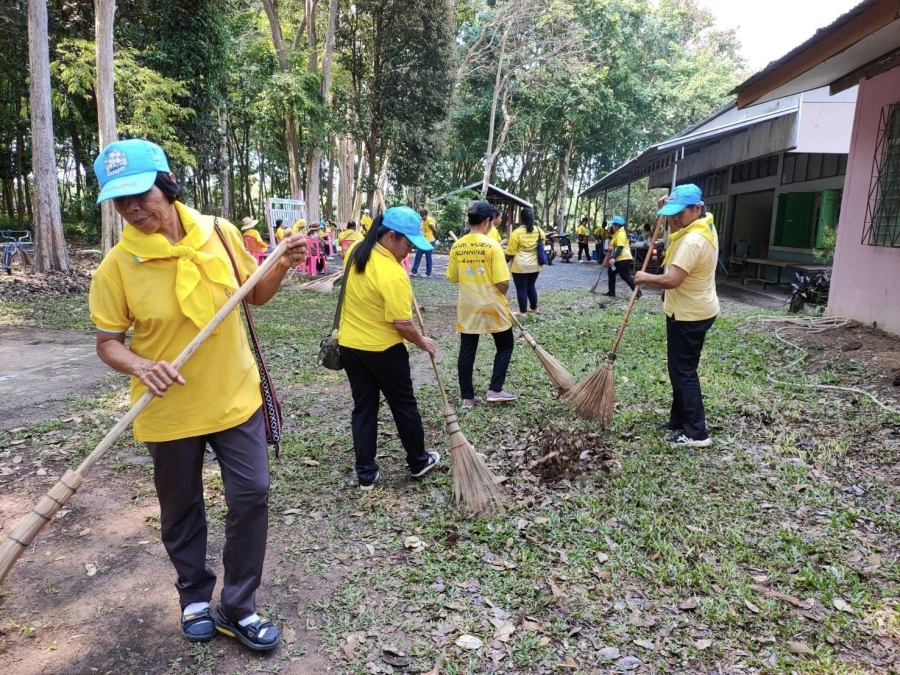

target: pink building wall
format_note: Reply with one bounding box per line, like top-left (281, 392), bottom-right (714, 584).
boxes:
top-left (828, 68), bottom-right (900, 335)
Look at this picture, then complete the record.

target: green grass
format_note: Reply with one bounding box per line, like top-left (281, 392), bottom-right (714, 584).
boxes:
top-left (2, 281), bottom-right (898, 674)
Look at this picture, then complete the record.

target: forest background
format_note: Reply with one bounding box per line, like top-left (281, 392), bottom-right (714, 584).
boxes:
top-left (2, 0), bottom-right (747, 265)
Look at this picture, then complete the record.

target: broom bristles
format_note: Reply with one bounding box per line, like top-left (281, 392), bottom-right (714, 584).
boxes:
top-left (520, 329), bottom-right (576, 393)
top-left (444, 406), bottom-right (504, 516)
top-left (589, 269), bottom-right (602, 294)
top-left (562, 353), bottom-right (616, 426)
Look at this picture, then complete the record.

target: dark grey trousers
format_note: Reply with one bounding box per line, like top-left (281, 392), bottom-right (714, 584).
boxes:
top-left (146, 406), bottom-right (269, 621)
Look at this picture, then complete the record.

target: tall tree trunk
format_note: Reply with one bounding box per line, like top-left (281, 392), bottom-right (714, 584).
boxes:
top-left (218, 103), bottom-right (232, 219)
top-left (15, 128), bottom-right (25, 228)
top-left (325, 133), bottom-right (335, 220)
top-left (28, 0), bottom-right (69, 272)
top-left (480, 23), bottom-right (510, 197)
top-left (555, 135), bottom-right (574, 231)
top-left (352, 145), bottom-right (367, 223)
top-left (95, 0), bottom-right (121, 254)
top-left (71, 129), bottom-right (83, 219)
top-left (285, 118), bottom-right (303, 200)
top-left (336, 134), bottom-right (353, 224)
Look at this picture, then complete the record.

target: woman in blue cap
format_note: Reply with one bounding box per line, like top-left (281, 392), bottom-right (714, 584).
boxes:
top-left (338, 207), bottom-right (440, 490)
top-left (604, 216), bottom-right (639, 298)
top-left (89, 139), bottom-right (308, 650)
top-left (635, 184), bottom-right (719, 448)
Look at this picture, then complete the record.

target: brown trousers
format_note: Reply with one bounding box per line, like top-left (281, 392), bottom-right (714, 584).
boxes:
top-left (146, 407), bottom-right (269, 620)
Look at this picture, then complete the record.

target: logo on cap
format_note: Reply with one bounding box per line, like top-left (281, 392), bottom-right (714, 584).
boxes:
top-left (104, 149), bottom-right (128, 177)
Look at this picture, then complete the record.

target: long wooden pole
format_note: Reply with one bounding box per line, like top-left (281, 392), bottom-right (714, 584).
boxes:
top-left (0, 238), bottom-right (291, 585)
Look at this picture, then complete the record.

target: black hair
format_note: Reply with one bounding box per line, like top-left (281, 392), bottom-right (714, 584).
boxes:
top-left (154, 171), bottom-right (181, 203)
top-left (348, 214), bottom-right (390, 273)
top-left (468, 210), bottom-right (490, 227)
top-left (419, 208), bottom-right (428, 217)
top-left (521, 207), bottom-right (535, 233)
top-left (276, 219), bottom-right (283, 227)
top-left (347, 221), bottom-right (356, 229)
top-left (580, 217), bottom-right (589, 225)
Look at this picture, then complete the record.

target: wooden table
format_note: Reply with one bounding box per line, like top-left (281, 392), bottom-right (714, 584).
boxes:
top-left (741, 258), bottom-right (830, 289)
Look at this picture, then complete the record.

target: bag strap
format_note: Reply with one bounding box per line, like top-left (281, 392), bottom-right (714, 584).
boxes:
top-left (332, 257), bottom-right (349, 332)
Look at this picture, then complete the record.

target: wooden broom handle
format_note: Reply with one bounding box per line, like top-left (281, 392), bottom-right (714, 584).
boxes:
top-left (410, 292), bottom-right (451, 409)
top-left (609, 215), bottom-right (665, 355)
top-left (0, 236), bottom-right (292, 585)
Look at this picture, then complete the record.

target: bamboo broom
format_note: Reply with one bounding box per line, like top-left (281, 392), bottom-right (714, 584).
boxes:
top-left (563, 216), bottom-right (665, 426)
top-left (410, 293), bottom-right (503, 516)
top-left (508, 309), bottom-right (576, 394)
top-left (0, 238), bottom-right (294, 585)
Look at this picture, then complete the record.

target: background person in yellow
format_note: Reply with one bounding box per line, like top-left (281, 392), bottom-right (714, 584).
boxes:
top-left (635, 184), bottom-right (719, 449)
top-left (274, 219), bottom-right (286, 242)
top-left (359, 208), bottom-right (372, 234)
top-left (338, 221), bottom-right (363, 258)
top-left (89, 139), bottom-right (308, 651)
top-left (487, 207), bottom-right (504, 244)
top-left (291, 218), bottom-right (306, 234)
top-left (338, 206), bottom-right (440, 490)
top-left (447, 201), bottom-right (516, 407)
top-left (410, 207), bottom-right (439, 276)
top-left (593, 220), bottom-right (606, 260)
top-left (576, 216), bottom-right (591, 261)
top-left (604, 215), bottom-right (640, 298)
top-left (505, 207), bottom-right (545, 316)
top-left (241, 216), bottom-right (267, 252)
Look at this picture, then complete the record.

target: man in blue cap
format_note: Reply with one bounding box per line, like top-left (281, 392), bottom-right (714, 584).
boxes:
top-left (635, 184), bottom-right (719, 448)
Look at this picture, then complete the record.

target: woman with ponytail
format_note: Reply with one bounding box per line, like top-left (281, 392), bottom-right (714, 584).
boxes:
top-left (505, 207), bottom-right (546, 316)
top-left (338, 207), bottom-right (441, 490)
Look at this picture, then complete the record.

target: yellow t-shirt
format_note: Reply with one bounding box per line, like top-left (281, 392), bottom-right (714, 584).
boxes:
top-left (292, 219), bottom-right (306, 233)
top-left (612, 228), bottom-right (633, 262)
top-left (338, 229), bottom-right (359, 244)
top-left (89, 215), bottom-right (261, 443)
top-left (664, 229), bottom-right (720, 322)
top-left (593, 226), bottom-right (605, 240)
top-left (577, 224), bottom-right (588, 242)
top-left (338, 243), bottom-right (413, 351)
top-left (275, 227), bottom-right (286, 242)
top-left (360, 214), bottom-right (373, 234)
top-left (244, 228), bottom-right (268, 252)
top-left (506, 226), bottom-right (546, 274)
top-left (487, 225), bottom-right (502, 243)
top-left (421, 217), bottom-right (437, 243)
top-left (446, 233), bottom-right (511, 334)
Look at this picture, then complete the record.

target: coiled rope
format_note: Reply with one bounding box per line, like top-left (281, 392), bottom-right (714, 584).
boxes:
top-left (752, 315), bottom-right (899, 416)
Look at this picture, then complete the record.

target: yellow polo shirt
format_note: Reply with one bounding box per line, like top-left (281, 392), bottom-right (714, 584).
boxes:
top-left (577, 224), bottom-right (588, 242)
top-left (487, 226), bottom-right (502, 244)
top-left (446, 233), bottom-right (511, 334)
top-left (664, 228), bottom-right (720, 322)
top-left (89, 216), bottom-right (261, 443)
top-left (360, 214), bottom-right (373, 234)
top-left (612, 228), bottom-right (632, 262)
top-left (338, 243), bottom-right (413, 351)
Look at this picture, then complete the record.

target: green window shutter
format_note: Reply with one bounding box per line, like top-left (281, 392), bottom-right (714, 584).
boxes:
top-left (816, 189), bottom-right (840, 248)
top-left (774, 192), bottom-right (816, 248)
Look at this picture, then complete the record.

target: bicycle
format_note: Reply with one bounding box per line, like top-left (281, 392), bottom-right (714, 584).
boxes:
top-left (0, 230), bottom-right (34, 275)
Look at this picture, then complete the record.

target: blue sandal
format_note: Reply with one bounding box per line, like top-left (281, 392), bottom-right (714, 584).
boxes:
top-left (214, 606), bottom-right (280, 651)
top-left (181, 606), bottom-right (216, 642)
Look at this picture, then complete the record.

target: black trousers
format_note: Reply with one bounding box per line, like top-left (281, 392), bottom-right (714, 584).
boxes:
top-left (511, 271), bottom-right (539, 313)
top-left (146, 406), bottom-right (269, 621)
top-left (666, 314), bottom-right (716, 440)
top-left (608, 259), bottom-right (636, 296)
top-left (577, 242), bottom-right (591, 260)
top-left (340, 343), bottom-right (431, 483)
top-left (458, 328), bottom-right (515, 400)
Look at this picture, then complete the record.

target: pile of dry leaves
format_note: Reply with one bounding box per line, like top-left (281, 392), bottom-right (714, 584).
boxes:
top-left (528, 422), bottom-right (614, 480)
top-left (0, 252), bottom-right (96, 301)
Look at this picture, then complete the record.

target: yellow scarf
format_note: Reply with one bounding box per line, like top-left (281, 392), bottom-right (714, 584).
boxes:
top-left (663, 213), bottom-right (718, 267)
top-left (118, 202), bottom-right (236, 330)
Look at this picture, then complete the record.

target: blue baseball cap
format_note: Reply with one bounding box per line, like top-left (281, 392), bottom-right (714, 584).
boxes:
top-left (94, 139), bottom-right (171, 203)
top-left (658, 184), bottom-right (703, 216)
top-left (383, 206), bottom-right (433, 251)
top-left (611, 216), bottom-right (626, 226)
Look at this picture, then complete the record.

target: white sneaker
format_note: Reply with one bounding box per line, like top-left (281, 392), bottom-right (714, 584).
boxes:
top-left (411, 450), bottom-right (440, 477)
top-left (667, 433), bottom-right (712, 448)
top-left (359, 471), bottom-right (380, 491)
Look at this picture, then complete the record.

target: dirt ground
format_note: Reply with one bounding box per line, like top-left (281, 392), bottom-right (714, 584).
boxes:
top-left (1, 262), bottom-right (897, 675)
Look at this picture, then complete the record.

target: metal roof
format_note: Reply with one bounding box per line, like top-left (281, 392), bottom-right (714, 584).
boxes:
top-left (434, 181), bottom-right (533, 209)
top-left (579, 97), bottom-right (800, 198)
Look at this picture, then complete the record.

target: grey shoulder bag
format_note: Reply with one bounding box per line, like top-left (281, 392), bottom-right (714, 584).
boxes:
top-left (317, 267), bottom-right (349, 370)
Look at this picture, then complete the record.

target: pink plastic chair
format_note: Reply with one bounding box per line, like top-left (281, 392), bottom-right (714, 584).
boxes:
top-left (306, 237), bottom-right (327, 275)
top-left (402, 254), bottom-right (411, 277)
top-left (243, 235), bottom-right (267, 265)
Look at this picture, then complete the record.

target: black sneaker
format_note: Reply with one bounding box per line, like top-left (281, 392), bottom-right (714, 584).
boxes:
top-left (214, 606), bottom-right (280, 651)
top-left (359, 470), bottom-right (380, 491)
top-left (602, 292), bottom-right (615, 297)
top-left (667, 433), bottom-right (712, 448)
top-left (412, 450), bottom-right (440, 477)
top-left (181, 605), bottom-right (215, 642)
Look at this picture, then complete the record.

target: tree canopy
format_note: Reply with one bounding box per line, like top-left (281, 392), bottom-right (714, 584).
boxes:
top-left (7, 0), bottom-right (746, 246)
